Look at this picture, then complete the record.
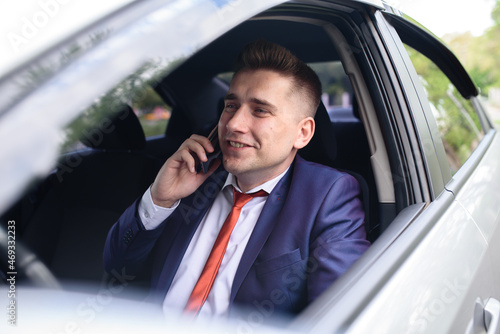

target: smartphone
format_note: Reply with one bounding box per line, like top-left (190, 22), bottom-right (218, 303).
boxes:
top-left (197, 125), bottom-right (221, 173)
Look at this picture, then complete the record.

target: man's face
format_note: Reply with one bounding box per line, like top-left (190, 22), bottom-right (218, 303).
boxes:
top-left (218, 69), bottom-right (313, 190)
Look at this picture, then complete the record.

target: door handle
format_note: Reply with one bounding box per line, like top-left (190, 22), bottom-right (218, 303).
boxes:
top-left (468, 298), bottom-right (500, 334)
top-left (484, 298), bottom-right (500, 334)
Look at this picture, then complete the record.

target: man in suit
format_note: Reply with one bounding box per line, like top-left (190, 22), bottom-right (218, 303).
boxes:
top-left (103, 40), bottom-right (370, 318)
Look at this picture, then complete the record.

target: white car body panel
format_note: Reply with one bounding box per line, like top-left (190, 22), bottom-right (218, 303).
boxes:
top-left (0, 1), bottom-right (498, 333)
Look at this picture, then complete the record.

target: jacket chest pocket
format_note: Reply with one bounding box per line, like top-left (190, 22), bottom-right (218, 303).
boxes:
top-left (255, 248), bottom-right (303, 277)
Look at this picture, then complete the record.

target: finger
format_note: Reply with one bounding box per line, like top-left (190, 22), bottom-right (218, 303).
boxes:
top-left (190, 134), bottom-right (214, 153)
top-left (177, 139), bottom-right (207, 164)
top-left (186, 142), bottom-right (208, 163)
top-left (179, 149), bottom-right (197, 173)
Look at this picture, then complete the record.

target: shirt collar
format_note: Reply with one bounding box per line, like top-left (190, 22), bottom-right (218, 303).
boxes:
top-left (222, 167), bottom-right (290, 195)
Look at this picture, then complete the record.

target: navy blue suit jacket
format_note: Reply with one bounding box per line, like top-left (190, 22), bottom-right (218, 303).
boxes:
top-left (103, 156), bottom-right (370, 315)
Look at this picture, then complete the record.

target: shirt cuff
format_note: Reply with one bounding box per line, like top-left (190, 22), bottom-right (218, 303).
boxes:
top-left (138, 187), bottom-right (179, 230)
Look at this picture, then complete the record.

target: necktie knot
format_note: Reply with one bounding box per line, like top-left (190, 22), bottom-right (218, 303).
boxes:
top-left (232, 187), bottom-right (268, 208)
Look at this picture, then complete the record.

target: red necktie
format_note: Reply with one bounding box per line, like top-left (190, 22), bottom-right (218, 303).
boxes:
top-left (184, 187), bottom-right (268, 315)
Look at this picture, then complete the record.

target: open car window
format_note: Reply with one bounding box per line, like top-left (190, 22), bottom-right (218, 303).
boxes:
top-left (61, 62), bottom-right (172, 154)
top-left (403, 44), bottom-right (484, 174)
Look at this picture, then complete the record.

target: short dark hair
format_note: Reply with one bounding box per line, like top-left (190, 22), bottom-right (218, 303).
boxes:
top-left (233, 40), bottom-right (322, 117)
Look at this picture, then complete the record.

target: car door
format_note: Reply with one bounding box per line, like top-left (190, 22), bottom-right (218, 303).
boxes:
top-left (383, 12), bottom-right (500, 333)
top-left (293, 6), bottom-right (500, 334)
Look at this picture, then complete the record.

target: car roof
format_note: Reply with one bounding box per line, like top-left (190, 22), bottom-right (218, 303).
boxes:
top-left (0, 0), bottom-right (402, 81)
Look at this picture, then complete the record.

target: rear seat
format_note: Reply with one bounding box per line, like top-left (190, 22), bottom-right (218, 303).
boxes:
top-left (328, 99), bottom-right (379, 241)
top-left (21, 105), bottom-right (163, 284)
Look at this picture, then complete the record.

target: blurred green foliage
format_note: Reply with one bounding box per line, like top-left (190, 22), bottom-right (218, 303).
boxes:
top-left (445, 0), bottom-right (500, 95)
top-left (139, 118), bottom-right (169, 138)
top-left (405, 45), bottom-right (483, 173)
top-left (62, 59), bottom-right (174, 152)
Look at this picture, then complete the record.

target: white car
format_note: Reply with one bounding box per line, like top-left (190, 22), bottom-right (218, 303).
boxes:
top-left (1, 0), bottom-right (499, 333)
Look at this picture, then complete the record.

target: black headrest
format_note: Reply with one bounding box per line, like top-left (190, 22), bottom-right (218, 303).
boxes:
top-left (298, 101), bottom-right (337, 165)
top-left (81, 105), bottom-right (146, 150)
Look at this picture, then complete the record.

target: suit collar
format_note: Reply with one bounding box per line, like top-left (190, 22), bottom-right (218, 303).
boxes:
top-left (224, 166), bottom-right (290, 195)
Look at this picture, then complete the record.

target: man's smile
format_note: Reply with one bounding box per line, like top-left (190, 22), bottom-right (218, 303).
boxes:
top-left (227, 140), bottom-right (252, 149)
top-left (229, 141), bottom-right (245, 148)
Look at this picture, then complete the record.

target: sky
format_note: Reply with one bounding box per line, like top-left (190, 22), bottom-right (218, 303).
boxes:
top-left (387, 0), bottom-right (496, 37)
top-left (0, 0), bottom-right (497, 75)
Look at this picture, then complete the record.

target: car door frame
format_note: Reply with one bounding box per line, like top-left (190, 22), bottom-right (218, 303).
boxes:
top-left (293, 5), bottom-right (499, 334)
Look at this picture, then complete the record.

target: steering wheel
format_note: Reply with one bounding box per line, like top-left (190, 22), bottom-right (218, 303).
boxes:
top-left (0, 222), bottom-right (60, 288)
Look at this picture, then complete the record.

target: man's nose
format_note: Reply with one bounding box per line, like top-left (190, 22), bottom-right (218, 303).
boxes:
top-left (226, 106), bottom-right (249, 133)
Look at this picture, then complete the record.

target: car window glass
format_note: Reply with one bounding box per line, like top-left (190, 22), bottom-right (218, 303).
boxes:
top-left (60, 60), bottom-right (171, 153)
top-left (309, 61), bottom-right (353, 120)
top-left (135, 87), bottom-right (170, 138)
top-left (217, 72), bottom-right (233, 85)
top-left (404, 44), bottom-right (484, 174)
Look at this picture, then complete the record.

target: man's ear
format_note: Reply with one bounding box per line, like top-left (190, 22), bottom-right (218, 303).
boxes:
top-left (293, 117), bottom-right (315, 150)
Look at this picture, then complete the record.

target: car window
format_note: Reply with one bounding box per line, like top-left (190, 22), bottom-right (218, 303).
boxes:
top-left (403, 44), bottom-right (484, 174)
top-left (217, 72), bottom-right (233, 85)
top-left (309, 61), bottom-right (353, 119)
top-left (60, 61), bottom-right (171, 153)
top-left (135, 87), bottom-right (170, 139)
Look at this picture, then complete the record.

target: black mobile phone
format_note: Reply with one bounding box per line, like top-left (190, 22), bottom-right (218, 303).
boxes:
top-left (198, 125), bottom-right (221, 173)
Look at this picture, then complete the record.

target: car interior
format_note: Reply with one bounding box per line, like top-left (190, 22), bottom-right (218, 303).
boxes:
top-left (1, 5), bottom-right (401, 298)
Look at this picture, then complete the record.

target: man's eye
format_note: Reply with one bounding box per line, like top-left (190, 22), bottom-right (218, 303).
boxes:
top-left (255, 109), bottom-right (268, 115)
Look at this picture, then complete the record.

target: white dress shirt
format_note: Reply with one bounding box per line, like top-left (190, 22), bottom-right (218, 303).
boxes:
top-left (137, 169), bottom-right (288, 317)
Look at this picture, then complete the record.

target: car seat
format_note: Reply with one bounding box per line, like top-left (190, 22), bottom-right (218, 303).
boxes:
top-left (20, 105), bottom-right (163, 284)
top-left (299, 101), bottom-right (378, 241)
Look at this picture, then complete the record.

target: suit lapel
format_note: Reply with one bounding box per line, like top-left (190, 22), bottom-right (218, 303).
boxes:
top-left (153, 169), bottom-right (227, 298)
top-left (229, 165), bottom-right (293, 303)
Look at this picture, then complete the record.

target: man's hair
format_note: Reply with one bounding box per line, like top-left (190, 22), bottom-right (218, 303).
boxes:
top-left (233, 40), bottom-right (322, 117)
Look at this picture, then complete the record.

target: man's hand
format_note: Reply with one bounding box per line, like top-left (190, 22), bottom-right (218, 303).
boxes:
top-left (150, 134), bottom-right (221, 208)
